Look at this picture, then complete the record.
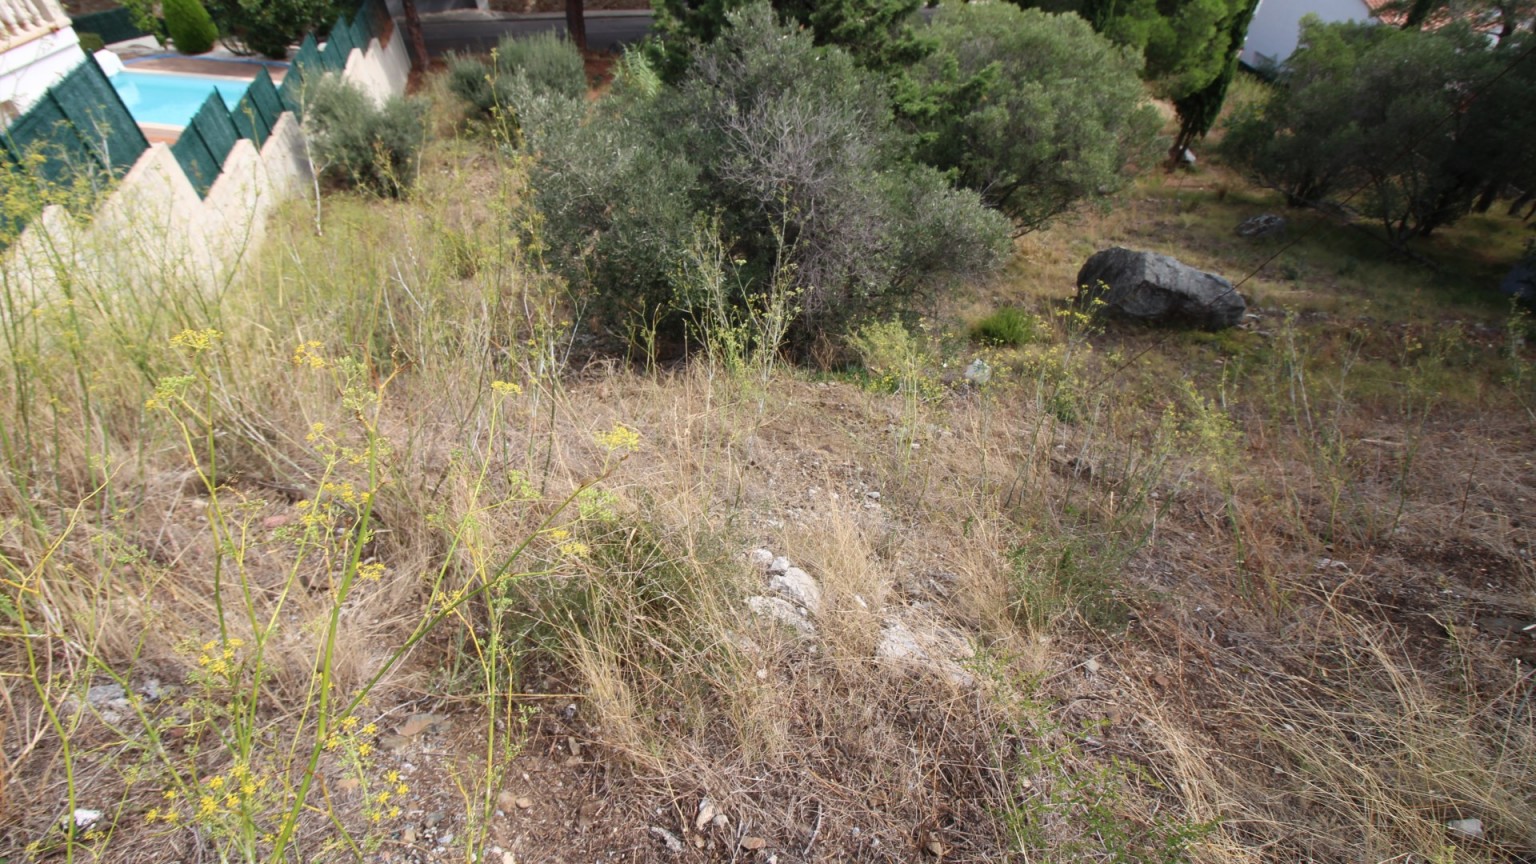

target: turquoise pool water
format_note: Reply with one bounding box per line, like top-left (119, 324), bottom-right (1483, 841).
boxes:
top-left (111, 71), bottom-right (252, 127)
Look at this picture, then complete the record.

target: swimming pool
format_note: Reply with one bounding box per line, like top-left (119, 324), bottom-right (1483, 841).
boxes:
top-left (111, 71), bottom-right (253, 128)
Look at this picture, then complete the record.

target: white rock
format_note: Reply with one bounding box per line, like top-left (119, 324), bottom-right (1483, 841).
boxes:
top-left (747, 548), bottom-right (774, 570)
top-left (86, 684), bottom-right (125, 704)
top-left (767, 556), bottom-right (791, 575)
top-left (72, 809), bottom-right (102, 829)
top-left (746, 596), bottom-right (816, 637)
top-left (1084, 658), bottom-right (1102, 674)
top-left (963, 358), bottom-right (992, 386)
top-left (1447, 818), bottom-right (1483, 839)
top-left (876, 618), bottom-right (974, 687)
top-left (769, 567), bottom-right (822, 615)
top-left (695, 798), bottom-right (717, 832)
top-left (650, 826), bottom-right (684, 854)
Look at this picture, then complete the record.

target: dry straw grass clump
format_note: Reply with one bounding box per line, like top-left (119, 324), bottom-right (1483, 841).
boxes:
top-left (4, 61), bottom-right (1536, 864)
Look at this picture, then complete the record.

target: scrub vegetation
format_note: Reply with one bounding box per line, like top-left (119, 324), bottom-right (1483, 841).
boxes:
top-left (3, 3), bottom-right (1535, 863)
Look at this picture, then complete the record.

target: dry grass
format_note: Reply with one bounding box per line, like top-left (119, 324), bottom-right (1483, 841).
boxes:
top-left (3, 69), bottom-right (1536, 864)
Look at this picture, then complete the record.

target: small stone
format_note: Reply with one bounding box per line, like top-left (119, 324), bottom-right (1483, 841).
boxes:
top-left (767, 556), bottom-right (791, 575)
top-left (403, 825), bottom-right (417, 844)
top-left (1084, 658), bottom-right (1101, 674)
top-left (741, 836), bottom-right (767, 850)
top-left (496, 791), bottom-right (518, 811)
top-left (746, 596), bottom-right (817, 637)
top-left (86, 684), bottom-right (125, 704)
top-left (1235, 213), bottom-right (1286, 238)
top-left (1447, 818), bottom-right (1483, 839)
top-left (515, 797), bottom-right (532, 810)
top-left (748, 548), bottom-right (774, 569)
top-left (651, 826), bottom-right (684, 853)
top-left (71, 809), bottom-right (102, 829)
top-left (925, 836), bottom-right (947, 856)
top-left (395, 713), bottom-right (449, 737)
top-left (502, 853), bottom-right (515, 864)
top-left (769, 567), bottom-right (822, 615)
top-left (696, 798), bottom-right (717, 832)
top-left (963, 358), bottom-right (991, 386)
top-left (692, 835), bottom-right (706, 848)
top-left (713, 813), bottom-right (730, 830)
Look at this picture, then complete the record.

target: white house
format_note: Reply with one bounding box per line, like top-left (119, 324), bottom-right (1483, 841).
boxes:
top-left (1241, 0), bottom-right (1375, 70)
top-left (1, 0), bottom-right (85, 123)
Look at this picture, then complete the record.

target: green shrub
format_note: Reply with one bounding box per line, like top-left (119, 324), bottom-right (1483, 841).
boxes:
top-left (493, 32), bottom-right (586, 100)
top-left (522, 90), bottom-right (700, 330)
top-left (972, 307), bottom-right (1041, 347)
top-left (205, 0), bottom-right (343, 59)
top-left (661, 2), bottom-right (1009, 337)
top-left (520, 2), bottom-right (1009, 349)
top-left (446, 53), bottom-right (517, 120)
top-left (913, 3), bottom-right (1161, 234)
top-left (302, 75), bottom-right (426, 197)
top-left (164, 0), bottom-right (219, 54)
top-left (77, 32), bottom-right (107, 53)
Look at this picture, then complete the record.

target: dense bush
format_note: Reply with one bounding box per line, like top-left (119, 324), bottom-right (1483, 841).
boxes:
top-left (302, 75), bottom-right (426, 197)
top-left (913, 3), bottom-right (1161, 234)
top-left (1221, 18), bottom-right (1531, 242)
top-left (447, 34), bottom-right (586, 121)
top-left (494, 32), bottom-right (587, 100)
top-left (521, 4), bottom-right (1010, 345)
top-left (164, 0), bottom-right (219, 54)
top-left (521, 84), bottom-right (700, 328)
top-left (205, 0), bottom-right (346, 59)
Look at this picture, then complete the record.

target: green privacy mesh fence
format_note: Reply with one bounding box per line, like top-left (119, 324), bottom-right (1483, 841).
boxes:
top-left (70, 7), bottom-right (154, 46)
top-left (1, 55), bottom-right (147, 245)
top-left (5, 0), bottom-right (388, 230)
top-left (171, 90), bottom-right (241, 196)
top-left (1, 55), bottom-right (148, 182)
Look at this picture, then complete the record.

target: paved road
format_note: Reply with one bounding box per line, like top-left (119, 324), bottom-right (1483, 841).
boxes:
top-left (421, 10), bottom-right (655, 54)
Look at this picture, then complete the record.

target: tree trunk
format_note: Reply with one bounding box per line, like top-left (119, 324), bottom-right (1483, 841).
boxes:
top-left (566, 0), bottom-right (587, 52)
top-left (1403, 0), bottom-right (1439, 29)
top-left (401, 0), bottom-right (430, 72)
top-left (1507, 190), bottom-right (1533, 218)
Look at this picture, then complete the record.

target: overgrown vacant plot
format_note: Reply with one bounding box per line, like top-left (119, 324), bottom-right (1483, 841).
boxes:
top-left (3, 22), bottom-right (1536, 864)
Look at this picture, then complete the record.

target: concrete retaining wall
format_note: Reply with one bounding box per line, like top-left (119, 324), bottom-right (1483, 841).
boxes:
top-left (2, 22), bottom-right (410, 299)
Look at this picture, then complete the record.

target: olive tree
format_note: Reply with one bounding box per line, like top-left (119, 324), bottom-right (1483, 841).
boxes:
top-left (1221, 18), bottom-right (1505, 243)
top-left (912, 3), bottom-right (1161, 234)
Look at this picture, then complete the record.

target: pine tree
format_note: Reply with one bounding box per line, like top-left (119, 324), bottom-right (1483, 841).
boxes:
top-left (1171, 0), bottom-right (1260, 160)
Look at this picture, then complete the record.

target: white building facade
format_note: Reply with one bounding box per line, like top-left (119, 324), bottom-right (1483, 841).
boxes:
top-left (1, 0), bottom-right (85, 122)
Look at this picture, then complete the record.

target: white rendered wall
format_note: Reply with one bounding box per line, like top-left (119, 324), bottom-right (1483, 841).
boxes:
top-left (1242, 0), bottom-right (1374, 69)
top-left (0, 26), bottom-right (84, 116)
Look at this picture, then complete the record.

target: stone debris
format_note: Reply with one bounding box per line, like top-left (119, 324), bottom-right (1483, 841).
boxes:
top-left (746, 596), bottom-right (816, 637)
top-left (1447, 818), bottom-right (1483, 839)
top-left (876, 617), bottom-right (975, 687)
top-left (1235, 214), bottom-right (1286, 238)
top-left (71, 809), bottom-right (103, 830)
top-left (769, 567), bottom-right (822, 615)
top-left (963, 358), bottom-right (992, 386)
top-left (695, 798), bottom-right (717, 832)
top-left (650, 826), bottom-right (684, 854)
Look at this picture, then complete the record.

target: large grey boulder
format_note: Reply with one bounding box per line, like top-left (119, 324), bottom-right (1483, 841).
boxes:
top-left (1076, 247), bottom-right (1245, 330)
top-left (1501, 257), bottom-right (1536, 304)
